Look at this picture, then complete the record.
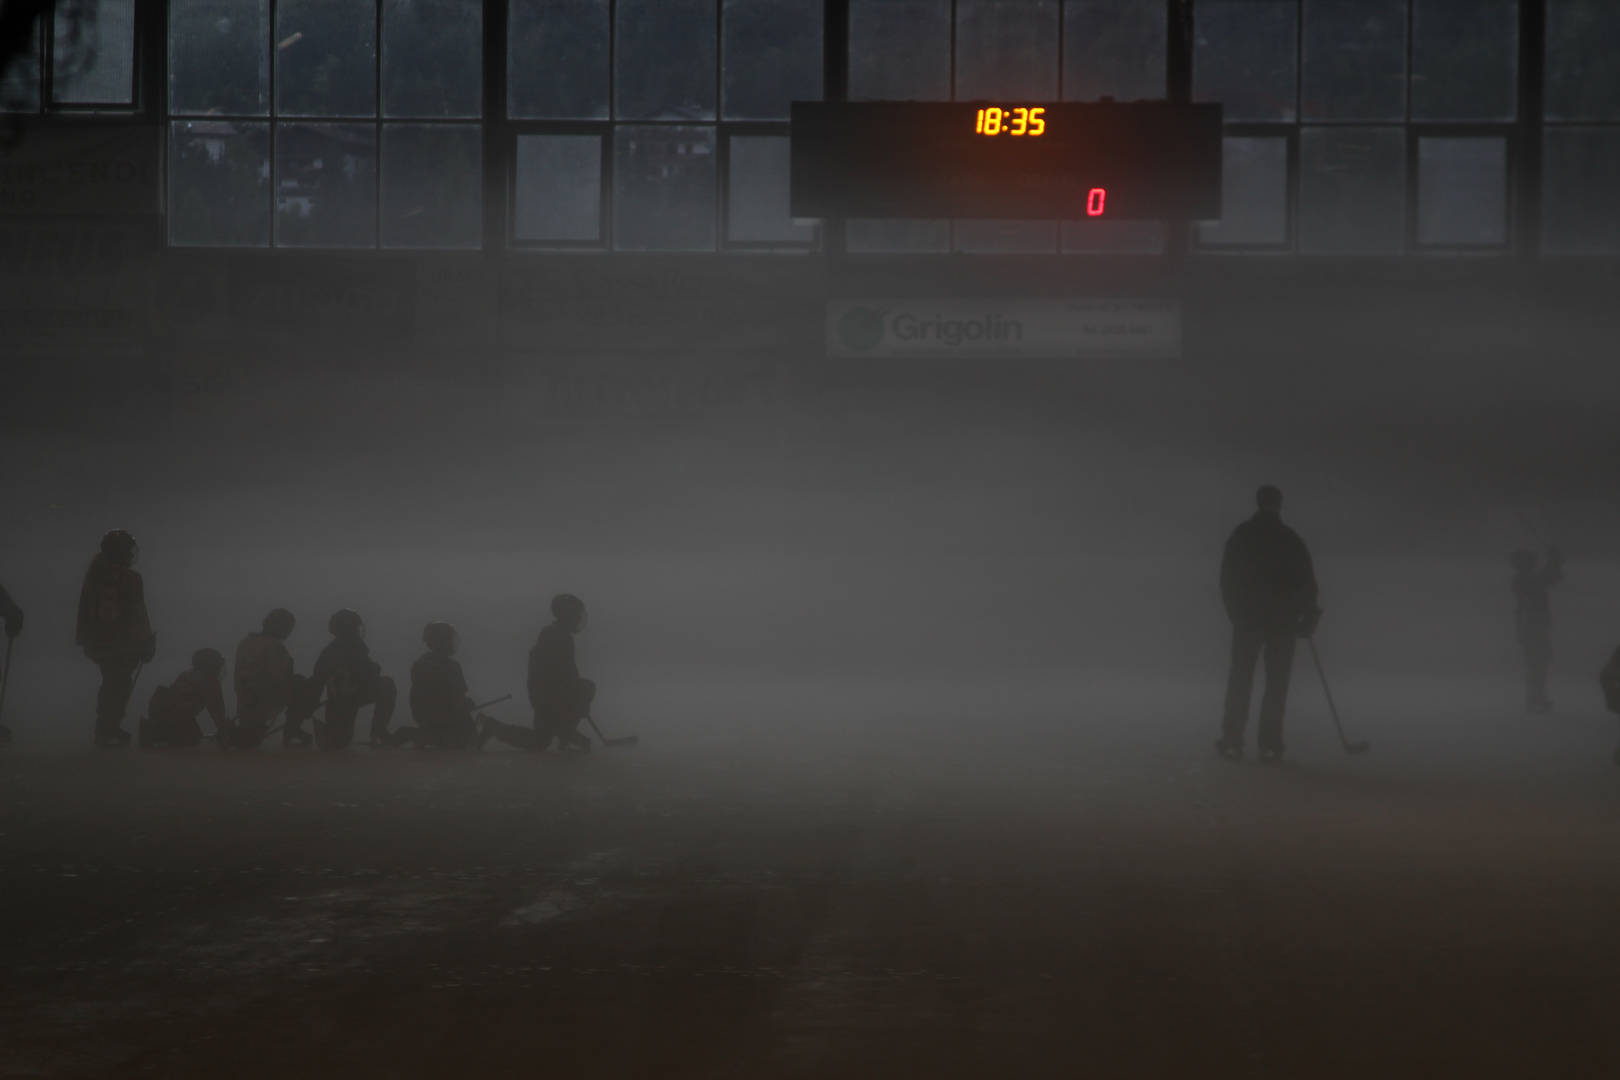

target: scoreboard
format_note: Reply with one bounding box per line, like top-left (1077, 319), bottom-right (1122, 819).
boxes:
top-left (790, 101), bottom-right (1223, 222)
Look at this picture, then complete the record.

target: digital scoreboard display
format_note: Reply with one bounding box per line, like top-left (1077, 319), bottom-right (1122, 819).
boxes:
top-left (790, 101), bottom-right (1223, 222)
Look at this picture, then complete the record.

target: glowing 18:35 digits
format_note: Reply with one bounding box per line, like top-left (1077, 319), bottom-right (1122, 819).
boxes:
top-left (975, 107), bottom-right (1046, 136)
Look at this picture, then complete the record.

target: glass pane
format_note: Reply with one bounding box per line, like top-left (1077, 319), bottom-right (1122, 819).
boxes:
top-left (1416, 136), bottom-right (1506, 246)
top-left (169, 120), bottom-right (271, 246)
top-left (53, 0), bottom-right (136, 104)
top-left (381, 124), bottom-right (481, 248)
top-left (1411, 0), bottom-right (1517, 121)
top-left (1198, 136), bottom-right (1289, 246)
top-left (275, 0), bottom-right (378, 117)
top-left (1061, 219), bottom-right (1164, 253)
top-left (1063, 0), bottom-right (1167, 102)
top-left (0, 20), bottom-right (42, 112)
top-left (169, 0), bottom-right (271, 116)
top-left (954, 220), bottom-right (1057, 253)
top-left (383, 0), bottom-right (481, 118)
top-left (1546, 0), bottom-right (1620, 120)
top-left (615, 0), bottom-right (716, 120)
top-left (849, 0), bottom-right (951, 101)
top-left (514, 133), bottom-right (602, 241)
top-left (723, 0), bottom-right (822, 120)
top-left (1193, 0), bottom-right (1298, 122)
top-left (956, 0), bottom-right (1060, 100)
top-left (1298, 127), bottom-right (1405, 254)
top-left (274, 122), bottom-right (378, 247)
top-left (1542, 128), bottom-right (1620, 253)
top-left (846, 219), bottom-right (951, 252)
top-left (508, 0), bottom-right (609, 119)
top-left (613, 125), bottom-right (716, 251)
top-left (728, 136), bottom-right (814, 243)
top-left (1301, 0), bottom-right (1406, 121)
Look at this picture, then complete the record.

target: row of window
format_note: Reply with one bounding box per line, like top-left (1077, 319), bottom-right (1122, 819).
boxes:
top-left (167, 118), bottom-right (1620, 255)
top-left (7, 1), bottom-right (1620, 255)
top-left (10, 1), bottom-right (1620, 124)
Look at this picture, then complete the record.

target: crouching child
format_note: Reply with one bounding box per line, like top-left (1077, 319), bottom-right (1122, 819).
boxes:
top-left (139, 648), bottom-right (227, 748)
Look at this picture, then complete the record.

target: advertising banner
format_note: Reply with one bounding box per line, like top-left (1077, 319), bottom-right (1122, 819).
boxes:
top-left (827, 298), bottom-right (1181, 360)
top-left (0, 125), bottom-right (161, 217)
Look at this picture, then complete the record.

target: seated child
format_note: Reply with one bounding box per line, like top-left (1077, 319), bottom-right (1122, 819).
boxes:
top-left (139, 648), bottom-right (227, 748)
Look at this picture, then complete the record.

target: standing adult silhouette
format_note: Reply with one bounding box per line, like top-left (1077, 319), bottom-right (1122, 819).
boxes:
top-left (1215, 486), bottom-right (1320, 761)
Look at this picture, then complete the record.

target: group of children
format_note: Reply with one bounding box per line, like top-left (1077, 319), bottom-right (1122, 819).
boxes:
top-left (70, 530), bottom-right (600, 753)
top-left (139, 595), bottom-right (598, 753)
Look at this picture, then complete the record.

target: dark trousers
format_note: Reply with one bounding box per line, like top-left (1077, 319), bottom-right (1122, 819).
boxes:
top-left (1222, 622), bottom-right (1297, 751)
top-left (537, 678), bottom-right (595, 745)
top-left (1518, 630), bottom-right (1551, 705)
top-left (316, 676), bottom-right (397, 749)
top-left (95, 658), bottom-right (139, 732)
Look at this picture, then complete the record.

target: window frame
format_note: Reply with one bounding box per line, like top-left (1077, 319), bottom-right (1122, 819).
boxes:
top-left (134, 0), bottom-right (1620, 259)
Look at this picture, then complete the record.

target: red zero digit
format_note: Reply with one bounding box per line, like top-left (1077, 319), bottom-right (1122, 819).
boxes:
top-left (1086, 188), bottom-right (1107, 216)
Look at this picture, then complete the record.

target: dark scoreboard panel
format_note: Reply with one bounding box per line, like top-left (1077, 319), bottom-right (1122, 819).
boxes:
top-left (790, 101), bottom-right (1223, 221)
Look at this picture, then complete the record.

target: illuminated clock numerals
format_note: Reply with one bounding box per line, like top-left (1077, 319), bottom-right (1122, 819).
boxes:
top-left (1086, 188), bottom-right (1107, 217)
top-left (976, 105), bottom-right (1047, 136)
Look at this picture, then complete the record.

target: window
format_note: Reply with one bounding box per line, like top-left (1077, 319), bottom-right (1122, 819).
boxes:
top-left (1542, 128), bottom-right (1620, 254)
top-left (4, 0), bottom-right (140, 112)
top-left (1199, 136), bottom-right (1290, 247)
top-left (514, 134), bottom-right (603, 242)
top-left (508, 0), bottom-right (611, 120)
top-left (168, 0), bottom-right (482, 249)
top-left (727, 135), bottom-right (814, 245)
top-left (1411, 0), bottom-right (1517, 122)
top-left (1063, 0), bottom-right (1168, 102)
top-left (1197, 0), bottom-right (1519, 256)
top-left (145, 1), bottom-right (1620, 260)
top-left (613, 126), bottom-right (717, 250)
top-left (508, 1), bottom-right (818, 252)
top-left (723, 0), bottom-right (822, 121)
top-left (1194, 0), bottom-right (1298, 122)
top-left (1301, 0), bottom-right (1407, 122)
top-left (1544, 1), bottom-right (1620, 253)
top-left (1298, 126), bottom-right (1405, 254)
top-left (1417, 136), bottom-right (1508, 247)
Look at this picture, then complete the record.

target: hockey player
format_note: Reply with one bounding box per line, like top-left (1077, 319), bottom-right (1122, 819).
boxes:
top-left (308, 609), bottom-right (396, 749)
top-left (1511, 546), bottom-right (1564, 713)
top-left (1215, 487), bottom-right (1320, 762)
top-left (76, 530), bottom-right (156, 747)
top-left (480, 594), bottom-right (594, 752)
top-left (393, 621), bottom-right (481, 749)
top-left (139, 648), bottom-right (227, 748)
top-left (231, 608), bottom-right (309, 748)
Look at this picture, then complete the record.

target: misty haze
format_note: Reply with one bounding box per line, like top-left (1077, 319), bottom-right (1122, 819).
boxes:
top-left (3, 2), bottom-right (1620, 1078)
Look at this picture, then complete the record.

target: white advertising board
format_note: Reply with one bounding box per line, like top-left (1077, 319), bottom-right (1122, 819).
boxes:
top-left (827, 298), bottom-right (1180, 360)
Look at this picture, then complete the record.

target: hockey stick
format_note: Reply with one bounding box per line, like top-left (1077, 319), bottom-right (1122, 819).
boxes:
top-left (585, 714), bottom-right (638, 748)
top-left (1306, 638), bottom-right (1369, 754)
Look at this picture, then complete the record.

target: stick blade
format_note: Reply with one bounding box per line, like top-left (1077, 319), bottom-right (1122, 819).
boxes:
top-left (604, 735), bottom-right (639, 747)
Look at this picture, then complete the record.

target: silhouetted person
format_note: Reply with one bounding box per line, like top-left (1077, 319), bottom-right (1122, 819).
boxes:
top-left (1216, 486), bottom-right (1320, 761)
top-left (0, 581), bottom-right (22, 746)
top-left (308, 608), bottom-right (396, 750)
top-left (1601, 646), bottom-right (1620, 767)
top-left (139, 648), bottom-right (226, 748)
top-left (76, 530), bottom-right (156, 747)
top-left (393, 622), bottom-right (482, 749)
top-left (1511, 547), bottom-right (1563, 713)
top-left (232, 608), bottom-right (309, 749)
top-left (480, 594), bottom-right (593, 752)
